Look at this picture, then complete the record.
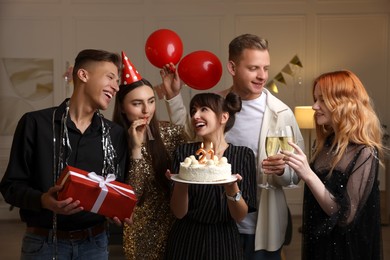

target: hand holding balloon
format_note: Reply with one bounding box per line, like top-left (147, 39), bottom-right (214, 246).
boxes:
top-left (160, 63), bottom-right (183, 99)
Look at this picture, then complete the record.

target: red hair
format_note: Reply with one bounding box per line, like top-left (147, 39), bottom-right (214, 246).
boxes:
top-left (311, 70), bottom-right (384, 170)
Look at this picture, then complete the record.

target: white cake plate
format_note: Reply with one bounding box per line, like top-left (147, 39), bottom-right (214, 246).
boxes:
top-left (171, 175), bottom-right (237, 185)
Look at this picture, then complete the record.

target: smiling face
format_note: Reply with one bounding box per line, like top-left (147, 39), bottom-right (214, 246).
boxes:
top-left (81, 61), bottom-right (120, 110)
top-left (312, 84), bottom-right (333, 128)
top-left (190, 105), bottom-right (223, 138)
top-left (229, 48), bottom-right (270, 100)
top-left (121, 85), bottom-right (156, 124)
top-left (189, 93), bottom-right (230, 141)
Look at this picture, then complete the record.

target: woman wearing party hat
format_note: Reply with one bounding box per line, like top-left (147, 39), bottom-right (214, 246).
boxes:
top-left (112, 51), bottom-right (187, 259)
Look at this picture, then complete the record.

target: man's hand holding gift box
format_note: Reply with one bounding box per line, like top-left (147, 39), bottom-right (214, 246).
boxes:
top-left (56, 166), bottom-right (137, 223)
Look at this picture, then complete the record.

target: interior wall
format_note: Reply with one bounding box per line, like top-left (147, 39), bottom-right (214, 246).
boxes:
top-left (0, 0), bottom-right (389, 219)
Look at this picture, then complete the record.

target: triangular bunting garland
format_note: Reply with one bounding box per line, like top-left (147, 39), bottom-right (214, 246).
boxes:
top-left (290, 55), bottom-right (303, 67)
top-left (266, 55), bottom-right (303, 93)
top-left (274, 72), bottom-right (287, 84)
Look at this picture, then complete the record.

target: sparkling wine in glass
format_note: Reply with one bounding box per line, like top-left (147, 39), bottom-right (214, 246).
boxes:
top-left (259, 128), bottom-right (279, 189)
top-left (279, 125), bottom-right (299, 189)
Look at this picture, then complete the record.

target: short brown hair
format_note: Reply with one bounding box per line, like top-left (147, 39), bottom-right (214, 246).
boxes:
top-left (72, 49), bottom-right (120, 82)
top-left (229, 34), bottom-right (269, 63)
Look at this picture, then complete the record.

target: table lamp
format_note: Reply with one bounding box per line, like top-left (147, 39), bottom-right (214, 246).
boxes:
top-left (294, 106), bottom-right (315, 159)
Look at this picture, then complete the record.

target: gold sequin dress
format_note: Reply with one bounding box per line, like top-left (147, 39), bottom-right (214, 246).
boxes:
top-left (123, 122), bottom-right (185, 260)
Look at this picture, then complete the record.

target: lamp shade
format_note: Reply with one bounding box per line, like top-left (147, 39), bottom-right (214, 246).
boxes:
top-left (294, 106), bottom-right (315, 129)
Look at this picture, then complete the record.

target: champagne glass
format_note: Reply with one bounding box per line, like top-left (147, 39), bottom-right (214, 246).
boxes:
top-left (279, 125), bottom-right (299, 189)
top-left (259, 128), bottom-right (280, 189)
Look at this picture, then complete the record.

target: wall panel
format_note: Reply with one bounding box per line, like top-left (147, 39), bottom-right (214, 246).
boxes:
top-left (317, 14), bottom-right (389, 126)
top-left (0, 17), bottom-right (63, 135)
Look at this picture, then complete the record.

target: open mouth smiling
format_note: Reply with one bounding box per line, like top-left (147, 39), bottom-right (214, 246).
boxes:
top-left (103, 90), bottom-right (113, 99)
top-left (253, 81), bottom-right (264, 87)
top-left (195, 122), bottom-right (206, 129)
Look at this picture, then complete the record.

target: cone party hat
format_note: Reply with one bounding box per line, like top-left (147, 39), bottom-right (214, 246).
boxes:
top-left (121, 51), bottom-right (142, 85)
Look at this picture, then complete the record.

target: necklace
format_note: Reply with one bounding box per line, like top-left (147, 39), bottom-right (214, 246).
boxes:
top-left (53, 100), bottom-right (118, 180)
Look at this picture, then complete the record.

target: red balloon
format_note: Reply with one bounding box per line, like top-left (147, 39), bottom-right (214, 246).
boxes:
top-left (178, 50), bottom-right (222, 90)
top-left (145, 29), bottom-right (183, 68)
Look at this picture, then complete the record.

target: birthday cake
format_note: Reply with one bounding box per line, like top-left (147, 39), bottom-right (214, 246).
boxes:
top-left (178, 144), bottom-right (231, 182)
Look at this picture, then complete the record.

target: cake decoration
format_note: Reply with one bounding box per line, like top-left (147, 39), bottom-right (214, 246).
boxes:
top-left (178, 142), bottom-right (232, 182)
top-left (195, 142), bottom-right (208, 163)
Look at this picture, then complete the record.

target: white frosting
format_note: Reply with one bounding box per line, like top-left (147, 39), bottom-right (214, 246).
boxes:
top-left (179, 155), bottom-right (231, 182)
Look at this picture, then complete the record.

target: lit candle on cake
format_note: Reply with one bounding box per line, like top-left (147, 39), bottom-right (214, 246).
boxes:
top-left (208, 142), bottom-right (215, 160)
top-left (195, 142), bottom-right (207, 163)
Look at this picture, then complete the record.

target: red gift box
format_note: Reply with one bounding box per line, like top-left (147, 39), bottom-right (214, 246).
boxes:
top-left (57, 166), bottom-right (137, 221)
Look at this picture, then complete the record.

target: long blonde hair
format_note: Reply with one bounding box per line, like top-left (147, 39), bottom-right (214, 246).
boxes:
top-left (311, 70), bottom-right (384, 170)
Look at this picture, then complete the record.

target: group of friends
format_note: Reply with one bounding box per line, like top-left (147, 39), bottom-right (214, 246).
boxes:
top-left (0, 33), bottom-right (384, 260)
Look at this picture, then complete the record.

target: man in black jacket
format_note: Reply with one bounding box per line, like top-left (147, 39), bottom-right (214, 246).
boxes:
top-left (0, 49), bottom-right (129, 259)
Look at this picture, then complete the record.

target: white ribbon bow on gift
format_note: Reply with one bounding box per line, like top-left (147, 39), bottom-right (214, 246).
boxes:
top-left (87, 172), bottom-right (131, 214)
top-left (88, 172), bottom-right (116, 188)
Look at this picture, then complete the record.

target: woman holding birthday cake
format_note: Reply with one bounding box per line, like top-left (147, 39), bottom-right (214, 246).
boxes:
top-left (165, 92), bottom-right (257, 260)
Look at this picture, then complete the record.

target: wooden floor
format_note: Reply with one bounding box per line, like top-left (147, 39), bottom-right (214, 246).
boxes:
top-left (1, 216), bottom-right (389, 259)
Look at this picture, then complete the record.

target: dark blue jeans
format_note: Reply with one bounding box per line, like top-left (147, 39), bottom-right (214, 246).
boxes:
top-left (21, 230), bottom-right (109, 260)
top-left (240, 234), bottom-right (282, 260)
